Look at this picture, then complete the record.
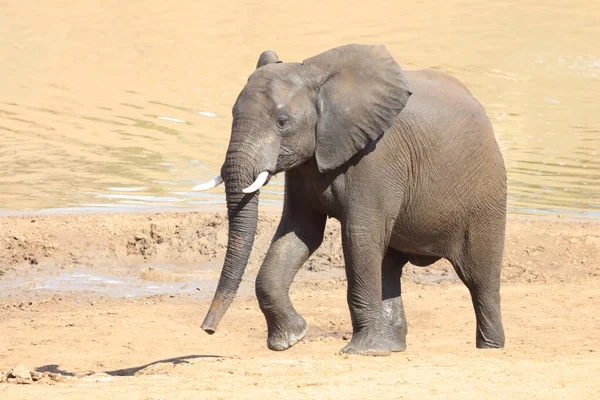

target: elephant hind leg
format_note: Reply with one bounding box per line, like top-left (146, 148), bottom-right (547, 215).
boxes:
top-left (382, 248), bottom-right (409, 352)
top-left (450, 228), bottom-right (505, 349)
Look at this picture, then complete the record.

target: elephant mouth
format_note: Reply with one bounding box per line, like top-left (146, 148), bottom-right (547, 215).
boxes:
top-left (193, 170), bottom-right (275, 195)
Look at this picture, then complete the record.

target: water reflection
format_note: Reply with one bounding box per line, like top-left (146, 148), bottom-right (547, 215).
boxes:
top-left (0, 0), bottom-right (598, 218)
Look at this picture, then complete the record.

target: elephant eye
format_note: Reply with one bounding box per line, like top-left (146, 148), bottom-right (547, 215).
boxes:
top-left (276, 116), bottom-right (289, 130)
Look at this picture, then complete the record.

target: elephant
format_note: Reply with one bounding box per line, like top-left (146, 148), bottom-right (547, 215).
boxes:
top-left (193, 44), bottom-right (506, 356)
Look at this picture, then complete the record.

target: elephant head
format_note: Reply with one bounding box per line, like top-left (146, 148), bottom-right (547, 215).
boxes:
top-left (194, 44), bottom-right (411, 334)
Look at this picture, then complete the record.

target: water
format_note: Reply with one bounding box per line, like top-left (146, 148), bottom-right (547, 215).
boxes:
top-left (0, 262), bottom-right (451, 298)
top-left (1, 264), bottom-right (257, 298)
top-left (1, 0), bottom-right (599, 218)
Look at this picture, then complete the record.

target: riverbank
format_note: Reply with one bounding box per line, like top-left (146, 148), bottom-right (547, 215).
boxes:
top-left (1, 212), bottom-right (599, 283)
top-left (1, 212), bottom-right (599, 398)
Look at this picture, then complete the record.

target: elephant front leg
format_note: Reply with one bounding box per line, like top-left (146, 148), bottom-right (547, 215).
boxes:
top-left (382, 248), bottom-right (408, 352)
top-left (255, 212), bottom-right (326, 351)
top-left (340, 224), bottom-right (395, 356)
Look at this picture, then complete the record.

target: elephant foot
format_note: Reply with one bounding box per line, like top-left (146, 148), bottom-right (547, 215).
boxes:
top-left (340, 331), bottom-right (393, 356)
top-left (390, 336), bottom-right (407, 352)
top-left (475, 327), bottom-right (505, 349)
top-left (344, 332), bottom-right (405, 352)
top-left (475, 339), bottom-right (504, 349)
top-left (267, 314), bottom-right (308, 351)
top-left (386, 325), bottom-right (407, 352)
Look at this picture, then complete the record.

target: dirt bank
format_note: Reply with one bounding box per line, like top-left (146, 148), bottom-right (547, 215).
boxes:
top-left (1, 212), bottom-right (599, 399)
top-left (1, 212), bottom-right (599, 283)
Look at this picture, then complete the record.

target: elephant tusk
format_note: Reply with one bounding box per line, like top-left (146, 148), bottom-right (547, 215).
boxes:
top-left (242, 171), bottom-right (269, 193)
top-left (192, 175), bottom-right (224, 191)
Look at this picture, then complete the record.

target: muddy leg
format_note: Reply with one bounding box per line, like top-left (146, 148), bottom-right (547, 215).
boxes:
top-left (382, 248), bottom-right (408, 352)
top-left (340, 222), bottom-right (395, 356)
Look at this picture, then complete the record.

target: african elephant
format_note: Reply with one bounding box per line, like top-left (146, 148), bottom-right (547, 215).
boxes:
top-left (193, 44), bottom-right (506, 356)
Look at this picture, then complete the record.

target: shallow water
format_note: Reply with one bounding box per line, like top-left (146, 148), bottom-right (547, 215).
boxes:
top-left (1, 264), bottom-right (256, 298)
top-left (1, 0), bottom-right (599, 218)
top-left (0, 263), bottom-right (453, 298)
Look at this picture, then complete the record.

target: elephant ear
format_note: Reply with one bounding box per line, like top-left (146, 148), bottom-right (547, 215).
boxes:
top-left (303, 44), bottom-right (411, 173)
top-left (256, 50), bottom-right (282, 69)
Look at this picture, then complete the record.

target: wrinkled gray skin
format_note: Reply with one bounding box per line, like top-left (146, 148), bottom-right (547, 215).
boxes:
top-left (202, 44), bottom-right (506, 356)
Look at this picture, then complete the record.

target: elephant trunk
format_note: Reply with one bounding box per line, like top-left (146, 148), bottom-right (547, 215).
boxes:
top-left (201, 141), bottom-right (264, 334)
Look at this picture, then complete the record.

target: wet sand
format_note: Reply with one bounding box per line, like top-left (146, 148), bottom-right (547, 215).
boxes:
top-left (1, 212), bottom-right (599, 398)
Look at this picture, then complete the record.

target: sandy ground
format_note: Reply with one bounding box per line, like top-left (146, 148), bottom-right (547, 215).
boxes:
top-left (1, 212), bottom-right (599, 399)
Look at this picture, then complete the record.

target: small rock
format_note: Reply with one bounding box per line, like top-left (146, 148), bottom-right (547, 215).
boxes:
top-left (30, 371), bottom-right (43, 382)
top-left (0, 371), bottom-right (8, 382)
top-left (9, 364), bottom-right (31, 380)
top-left (48, 372), bottom-right (67, 382)
top-left (135, 233), bottom-right (146, 241)
top-left (342, 333), bottom-right (352, 341)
